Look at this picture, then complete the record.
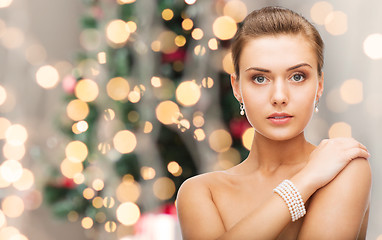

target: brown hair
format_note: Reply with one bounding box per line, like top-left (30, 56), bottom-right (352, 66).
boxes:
top-left (231, 6), bottom-right (324, 79)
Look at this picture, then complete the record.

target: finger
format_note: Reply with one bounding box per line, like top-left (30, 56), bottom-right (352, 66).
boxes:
top-left (346, 148), bottom-right (370, 161)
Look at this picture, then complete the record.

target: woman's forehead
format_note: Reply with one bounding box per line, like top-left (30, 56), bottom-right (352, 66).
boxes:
top-left (240, 34), bottom-right (317, 71)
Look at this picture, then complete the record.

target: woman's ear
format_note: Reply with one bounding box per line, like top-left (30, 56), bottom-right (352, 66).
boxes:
top-left (230, 73), bottom-right (242, 102)
top-left (317, 72), bottom-right (324, 99)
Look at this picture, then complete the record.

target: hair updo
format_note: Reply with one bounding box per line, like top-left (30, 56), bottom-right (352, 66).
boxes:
top-left (231, 6), bottom-right (324, 79)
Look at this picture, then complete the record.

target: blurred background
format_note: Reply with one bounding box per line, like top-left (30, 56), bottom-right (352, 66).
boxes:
top-left (0, 0), bottom-right (381, 239)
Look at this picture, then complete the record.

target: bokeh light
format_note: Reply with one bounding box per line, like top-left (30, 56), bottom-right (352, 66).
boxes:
top-left (0, 0), bottom-right (13, 8)
top-left (242, 127), bottom-right (254, 150)
top-left (222, 52), bottom-right (234, 74)
top-left (66, 99), bottom-right (89, 121)
top-left (25, 43), bottom-right (47, 65)
top-left (194, 128), bottom-right (206, 141)
top-left (175, 81), bottom-right (201, 106)
top-left (192, 112), bottom-right (205, 127)
top-left (104, 108), bottom-right (116, 121)
top-left (326, 89), bottom-right (348, 113)
top-left (103, 197), bottom-right (115, 208)
top-left (310, 1), bottom-right (333, 25)
top-left (143, 121), bottom-right (153, 134)
top-left (126, 21), bottom-right (137, 33)
top-left (116, 180), bottom-right (141, 202)
top-left (213, 16), bottom-right (237, 40)
top-left (167, 161), bottom-right (182, 177)
top-left (340, 79), bottom-right (363, 104)
top-left (208, 129), bottom-right (232, 152)
top-left (75, 79), bottom-right (99, 102)
top-left (3, 142), bottom-right (25, 160)
top-left (60, 158), bottom-right (84, 179)
top-left (1, 160), bottom-right (23, 183)
top-left (223, 0), bottom-right (247, 23)
top-left (128, 89), bottom-right (141, 103)
top-left (116, 202), bottom-right (140, 226)
top-left (98, 51), bottom-right (107, 64)
top-left (175, 35), bottom-right (186, 47)
top-left (202, 77), bottom-right (214, 88)
top-left (0, 210), bottom-right (6, 228)
top-left (92, 178), bottom-right (104, 191)
top-left (106, 19), bottom-right (130, 45)
top-left (156, 100), bottom-right (181, 125)
top-left (105, 221), bottom-right (117, 233)
top-left (65, 140), bottom-right (88, 163)
top-left (35, 65), bottom-right (60, 89)
top-left (83, 187), bottom-right (95, 200)
top-left (5, 124), bottom-right (28, 146)
top-left (0, 117), bottom-right (11, 139)
top-left (191, 28), bottom-right (204, 40)
top-left (24, 189), bottom-right (43, 211)
top-left (117, 0), bottom-right (136, 4)
top-left (208, 38), bottom-right (218, 50)
top-left (153, 177), bottom-right (176, 200)
top-left (81, 217), bottom-right (94, 229)
top-left (157, 30), bottom-right (178, 54)
top-left (328, 122), bottom-right (352, 138)
top-left (324, 11), bottom-right (347, 35)
top-left (141, 166), bottom-right (156, 180)
top-left (0, 85), bottom-right (6, 106)
top-left (0, 174), bottom-right (11, 188)
top-left (182, 18), bottom-right (193, 31)
top-left (113, 130), bottom-right (137, 154)
top-left (67, 211), bottom-right (79, 222)
top-left (185, 0), bottom-right (196, 5)
top-left (194, 45), bottom-right (206, 56)
top-left (92, 197), bottom-right (103, 209)
top-left (0, 226), bottom-right (20, 240)
top-left (12, 168), bottom-right (34, 191)
top-left (162, 9), bottom-right (174, 21)
top-left (217, 148), bottom-right (241, 170)
top-left (363, 33), bottom-right (382, 60)
top-left (106, 77), bottom-right (130, 101)
top-left (2, 195), bottom-right (24, 218)
top-left (1, 27), bottom-right (24, 49)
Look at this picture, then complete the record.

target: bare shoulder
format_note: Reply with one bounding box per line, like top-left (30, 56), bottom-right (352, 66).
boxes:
top-left (176, 172), bottom-right (227, 239)
top-left (177, 171), bottom-right (222, 198)
top-left (299, 158), bottom-right (372, 239)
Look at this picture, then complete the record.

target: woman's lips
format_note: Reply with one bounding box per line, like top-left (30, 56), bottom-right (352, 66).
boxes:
top-left (267, 113), bottom-right (293, 125)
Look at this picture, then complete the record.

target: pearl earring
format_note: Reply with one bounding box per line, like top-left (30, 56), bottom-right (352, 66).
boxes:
top-left (240, 102), bottom-right (245, 116)
top-left (314, 98), bottom-right (319, 113)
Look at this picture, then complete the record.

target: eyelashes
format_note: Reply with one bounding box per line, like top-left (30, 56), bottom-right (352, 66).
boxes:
top-left (250, 72), bottom-right (308, 84)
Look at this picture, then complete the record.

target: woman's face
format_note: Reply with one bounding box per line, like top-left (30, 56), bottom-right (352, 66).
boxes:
top-left (231, 34), bottom-right (324, 141)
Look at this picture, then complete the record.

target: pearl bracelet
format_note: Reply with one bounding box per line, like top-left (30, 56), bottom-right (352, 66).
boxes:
top-left (273, 180), bottom-right (306, 222)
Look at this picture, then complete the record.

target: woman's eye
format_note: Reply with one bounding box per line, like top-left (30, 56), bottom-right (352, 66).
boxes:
top-left (253, 76), bottom-right (267, 84)
top-left (291, 73), bottom-right (305, 82)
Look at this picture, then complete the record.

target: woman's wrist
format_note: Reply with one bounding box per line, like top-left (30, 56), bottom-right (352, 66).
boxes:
top-left (290, 169), bottom-right (320, 203)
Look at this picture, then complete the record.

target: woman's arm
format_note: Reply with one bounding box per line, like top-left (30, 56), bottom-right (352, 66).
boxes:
top-left (177, 138), bottom-right (370, 239)
top-left (298, 158), bottom-right (372, 239)
top-left (177, 167), bottom-right (321, 239)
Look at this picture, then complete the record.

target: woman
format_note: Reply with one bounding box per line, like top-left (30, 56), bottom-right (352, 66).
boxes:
top-left (176, 6), bottom-right (371, 239)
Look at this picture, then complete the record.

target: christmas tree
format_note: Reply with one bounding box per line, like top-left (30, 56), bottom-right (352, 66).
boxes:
top-left (44, 0), bottom-right (251, 237)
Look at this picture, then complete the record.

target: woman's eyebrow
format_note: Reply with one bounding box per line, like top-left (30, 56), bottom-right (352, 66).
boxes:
top-left (245, 67), bottom-right (270, 73)
top-left (287, 63), bottom-right (312, 71)
top-left (245, 63), bottom-right (312, 73)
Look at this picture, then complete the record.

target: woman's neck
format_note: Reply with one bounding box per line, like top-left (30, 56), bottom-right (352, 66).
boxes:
top-left (242, 132), bottom-right (315, 175)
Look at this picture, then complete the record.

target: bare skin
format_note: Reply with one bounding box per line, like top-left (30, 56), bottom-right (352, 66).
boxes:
top-left (177, 35), bottom-right (372, 239)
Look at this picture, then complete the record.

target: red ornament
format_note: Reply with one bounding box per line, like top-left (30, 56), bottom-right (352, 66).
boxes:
top-left (61, 177), bottom-right (76, 189)
top-left (62, 75), bottom-right (76, 94)
top-left (229, 118), bottom-right (251, 139)
top-left (161, 49), bottom-right (186, 63)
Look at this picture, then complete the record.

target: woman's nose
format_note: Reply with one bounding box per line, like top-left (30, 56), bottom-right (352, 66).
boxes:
top-left (271, 80), bottom-right (289, 106)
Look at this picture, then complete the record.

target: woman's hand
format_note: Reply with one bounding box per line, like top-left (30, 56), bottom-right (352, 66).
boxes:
top-left (301, 138), bottom-right (370, 190)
